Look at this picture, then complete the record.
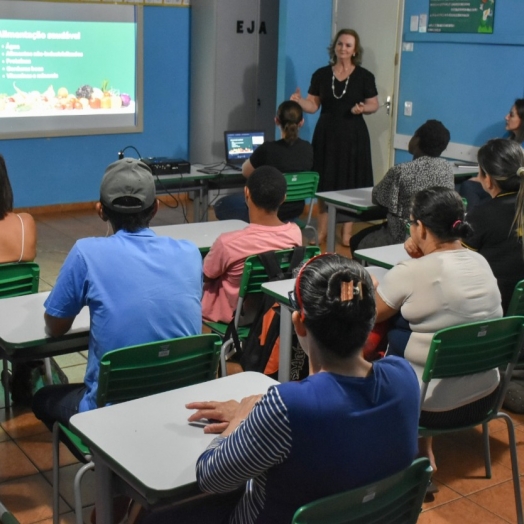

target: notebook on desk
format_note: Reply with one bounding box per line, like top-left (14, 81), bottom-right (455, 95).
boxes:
top-left (224, 130), bottom-right (265, 170)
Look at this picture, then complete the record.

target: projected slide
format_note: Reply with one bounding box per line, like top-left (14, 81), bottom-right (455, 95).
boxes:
top-left (0, 1), bottom-right (142, 139)
top-left (0, 20), bottom-right (135, 117)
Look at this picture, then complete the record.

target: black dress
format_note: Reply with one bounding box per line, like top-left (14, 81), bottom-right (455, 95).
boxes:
top-left (308, 65), bottom-right (378, 191)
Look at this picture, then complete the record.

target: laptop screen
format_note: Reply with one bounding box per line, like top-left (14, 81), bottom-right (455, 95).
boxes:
top-left (224, 130), bottom-right (265, 166)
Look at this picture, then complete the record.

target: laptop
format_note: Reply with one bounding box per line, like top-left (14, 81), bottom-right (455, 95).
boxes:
top-left (224, 130), bottom-right (265, 170)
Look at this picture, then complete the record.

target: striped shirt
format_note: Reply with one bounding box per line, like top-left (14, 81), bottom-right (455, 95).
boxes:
top-left (196, 358), bottom-right (420, 524)
top-left (197, 387), bottom-right (292, 523)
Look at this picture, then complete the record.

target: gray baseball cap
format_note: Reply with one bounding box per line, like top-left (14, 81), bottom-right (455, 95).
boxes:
top-left (100, 158), bottom-right (155, 213)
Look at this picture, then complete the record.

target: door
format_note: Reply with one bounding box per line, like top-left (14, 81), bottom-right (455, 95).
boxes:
top-left (333, 0), bottom-right (403, 182)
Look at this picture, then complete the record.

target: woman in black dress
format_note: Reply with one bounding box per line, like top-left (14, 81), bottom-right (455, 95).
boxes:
top-left (291, 28), bottom-right (379, 246)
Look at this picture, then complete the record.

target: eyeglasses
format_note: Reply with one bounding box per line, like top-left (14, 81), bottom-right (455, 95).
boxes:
top-left (288, 289), bottom-right (299, 311)
top-left (405, 218), bottom-right (417, 234)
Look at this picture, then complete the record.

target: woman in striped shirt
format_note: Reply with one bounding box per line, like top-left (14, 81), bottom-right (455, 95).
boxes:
top-left (143, 255), bottom-right (420, 524)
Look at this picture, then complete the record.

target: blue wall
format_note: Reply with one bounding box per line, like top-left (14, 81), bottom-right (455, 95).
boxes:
top-left (3, 7), bottom-right (190, 208)
top-left (277, 0), bottom-right (333, 142)
top-left (396, 0), bottom-right (524, 163)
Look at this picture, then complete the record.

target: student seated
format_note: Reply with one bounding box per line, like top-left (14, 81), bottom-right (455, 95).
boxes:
top-left (141, 255), bottom-right (420, 524)
top-left (459, 99), bottom-right (524, 211)
top-left (32, 158), bottom-right (203, 426)
top-left (213, 101), bottom-right (313, 223)
top-left (462, 138), bottom-right (524, 314)
top-left (350, 120), bottom-right (454, 251)
top-left (0, 154), bottom-right (37, 263)
top-left (375, 187), bottom-right (502, 473)
top-left (202, 166), bottom-right (302, 324)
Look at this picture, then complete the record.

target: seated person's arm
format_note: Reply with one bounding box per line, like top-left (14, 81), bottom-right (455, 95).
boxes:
top-left (375, 293), bottom-right (398, 323)
top-left (44, 312), bottom-right (75, 337)
top-left (371, 165), bottom-right (399, 207)
top-left (242, 159), bottom-right (255, 178)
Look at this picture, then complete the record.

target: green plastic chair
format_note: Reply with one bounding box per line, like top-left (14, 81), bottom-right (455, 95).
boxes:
top-left (204, 246), bottom-right (320, 376)
top-left (52, 333), bottom-right (222, 524)
top-left (292, 457), bottom-right (431, 524)
top-left (283, 172), bottom-right (320, 245)
top-left (419, 317), bottom-right (524, 524)
top-left (0, 262), bottom-right (40, 408)
top-left (507, 280), bottom-right (524, 317)
top-left (0, 501), bottom-right (20, 524)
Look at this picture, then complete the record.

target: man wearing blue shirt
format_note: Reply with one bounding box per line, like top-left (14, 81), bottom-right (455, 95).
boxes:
top-left (33, 158), bottom-right (203, 426)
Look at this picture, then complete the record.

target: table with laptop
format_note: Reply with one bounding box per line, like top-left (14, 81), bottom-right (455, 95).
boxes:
top-left (154, 130), bottom-right (265, 223)
top-left (70, 372), bottom-right (278, 524)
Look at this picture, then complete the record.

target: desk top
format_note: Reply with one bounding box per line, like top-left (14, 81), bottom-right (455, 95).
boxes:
top-left (315, 187), bottom-right (375, 212)
top-left (0, 291), bottom-right (89, 353)
top-left (151, 220), bottom-right (247, 251)
top-left (70, 372), bottom-right (278, 503)
top-left (452, 164), bottom-right (478, 179)
top-left (353, 243), bottom-right (409, 270)
top-left (155, 164), bottom-right (244, 184)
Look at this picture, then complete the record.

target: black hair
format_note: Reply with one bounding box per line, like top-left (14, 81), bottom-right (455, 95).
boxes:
top-left (415, 120), bottom-right (450, 157)
top-left (411, 187), bottom-right (472, 241)
top-left (0, 155), bottom-right (14, 219)
top-left (477, 138), bottom-right (524, 247)
top-left (297, 255), bottom-right (376, 359)
top-left (246, 166), bottom-right (286, 212)
top-left (328, 28), bottom-right (362, 66)
top-left (509, 99), bottom-right (524, 144)
top-left (102, 197), bottom-right (156, 233)
top-left (277, 100), bottom-right (303, 144)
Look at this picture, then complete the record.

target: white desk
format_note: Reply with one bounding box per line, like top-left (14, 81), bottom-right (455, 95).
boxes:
top-left (0, 291), bottom-right (90, 406)
top-left (70, 372), bottom-right (278, 524)
top-left (151, 220), bottom-right (247, 255)
top-left (315, 188), bottom-right (385, 252)
top-left (353, 243), bottom-right (409, 269)
top-left (452, 164), bottom-right (478, 179)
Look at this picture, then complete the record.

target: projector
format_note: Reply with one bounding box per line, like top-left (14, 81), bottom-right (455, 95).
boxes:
top-left (141, 157), bottom-right (191, 175)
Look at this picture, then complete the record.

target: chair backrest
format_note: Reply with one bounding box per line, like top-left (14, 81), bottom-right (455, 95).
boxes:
top-left (0, 262), bottom-right (39, 298)
top-left (283, 172), bottom-right (319, 203)
top-left (420, 316), bottom-right (524, 409)
top-left (506, 280), bottom-right (524, 316)
top-left (0, 501), bottom-right (20, 524)
top-left (97, 334), bottom-right (221, 407)
top-left (292, 458), bottom-right (432, 524)
top-left (238, 246), bottom-right (320, 300)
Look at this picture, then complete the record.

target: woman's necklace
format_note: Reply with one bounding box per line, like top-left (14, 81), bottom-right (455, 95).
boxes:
top-left (332, 72), bottom-right (350, 100)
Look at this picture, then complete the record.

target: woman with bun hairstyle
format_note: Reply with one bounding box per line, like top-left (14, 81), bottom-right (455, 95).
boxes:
top-left (375, 187), bottom-right (502, 472)
top-left (462, 138), bottom-right (524, 314)
top-left (214, 100), bottom-right (313, 223)
top-left (143, 255), bottom-right (420, 524)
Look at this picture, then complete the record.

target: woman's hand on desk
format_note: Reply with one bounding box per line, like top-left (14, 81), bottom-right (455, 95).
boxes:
top-left (404, 237), bottom-right (423, 259)
top-left (187, 394), bottom-right (263, 435)
top-left (186, 400), bottom-right (240, 434)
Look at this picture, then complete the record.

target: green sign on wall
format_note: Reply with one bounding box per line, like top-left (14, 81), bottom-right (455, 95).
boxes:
top-left (428, 0), bottom-right (495, 34)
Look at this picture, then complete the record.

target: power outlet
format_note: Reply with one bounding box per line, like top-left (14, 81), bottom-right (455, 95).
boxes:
top-left (404, 101), bottom-right (413, 116)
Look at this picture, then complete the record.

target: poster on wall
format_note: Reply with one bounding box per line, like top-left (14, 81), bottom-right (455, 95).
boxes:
top-left (428, 0), bottom-right (495, 33)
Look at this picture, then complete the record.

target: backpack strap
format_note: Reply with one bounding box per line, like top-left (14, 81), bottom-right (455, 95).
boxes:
top-left (287, 246), bottom-right (306, 277)
top-left (258, 250), bottom-right (285, 281)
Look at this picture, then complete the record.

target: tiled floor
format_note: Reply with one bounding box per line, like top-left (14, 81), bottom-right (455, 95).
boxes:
top-left (0, 201), bottom-right (521, 523)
